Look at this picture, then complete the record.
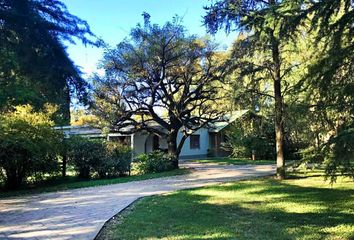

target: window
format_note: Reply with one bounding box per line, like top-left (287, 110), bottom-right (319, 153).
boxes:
top-left (190, 135), bottom-right (200, 149)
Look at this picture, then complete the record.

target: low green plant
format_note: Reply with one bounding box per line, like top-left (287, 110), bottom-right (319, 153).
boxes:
top-left (134, 151), bottom-right (174, 174)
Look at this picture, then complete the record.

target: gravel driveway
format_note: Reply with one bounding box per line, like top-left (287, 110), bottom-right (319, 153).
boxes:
top-left (0, 162), bottom-right (275, 240)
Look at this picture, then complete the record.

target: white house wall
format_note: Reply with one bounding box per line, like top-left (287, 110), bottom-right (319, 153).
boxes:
top-left (132, 128), bottom-right (209, 159)
top-left (133, 133), bottom-right (147, 155)
top-left (178, 128), bottom-right (209, 159)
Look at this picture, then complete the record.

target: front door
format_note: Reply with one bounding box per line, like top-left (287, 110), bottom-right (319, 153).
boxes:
top-left (153, 135), bottom-right (159, 151)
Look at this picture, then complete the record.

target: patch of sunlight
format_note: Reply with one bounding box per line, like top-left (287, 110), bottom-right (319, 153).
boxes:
top-left (262, 201), bottom-right (326, 214)
top-left (191, 184), bottom-right (289, 206)
top-left (143, 232), bottom-right (233, 240)
top-left (320, 224), bottom-right (354, 239)
top-left (286, 226), bottom-right (323, 240)
top-left (284, 176), bottom-right (354, 190)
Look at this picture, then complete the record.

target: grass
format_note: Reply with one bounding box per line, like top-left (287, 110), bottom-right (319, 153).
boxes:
top-left (0, 168), bottom-right (189, 199)
top-left (192, 157), bottom-right (275, 165)
top-left (97, 172), bottom-right (354, 240)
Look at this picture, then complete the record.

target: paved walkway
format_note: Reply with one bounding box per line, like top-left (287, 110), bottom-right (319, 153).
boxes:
top-left (0, 162), bottom-right (275, 240)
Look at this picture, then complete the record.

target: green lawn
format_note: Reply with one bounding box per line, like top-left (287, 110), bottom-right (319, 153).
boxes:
top-left (192, 157), bottom-right (275, 165)
top-left (97, 172), bottom-right (354, 240)
top-left (0, 168), bottom-right (189, 198)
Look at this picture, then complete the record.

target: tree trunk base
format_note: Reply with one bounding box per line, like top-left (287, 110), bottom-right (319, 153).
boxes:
top-left (170, 155), bottom-right (179, 169)
top-left (276, 166), bottom-right (286, 180)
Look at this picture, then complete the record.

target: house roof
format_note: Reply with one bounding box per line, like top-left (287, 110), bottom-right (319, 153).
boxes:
top-left (209, 110), bottom-right (248, 133)
top-left (55, 110), bottom-right (248, 137)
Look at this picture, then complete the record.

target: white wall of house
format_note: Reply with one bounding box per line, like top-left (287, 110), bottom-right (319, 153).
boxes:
top-left (132, 128), bottom-right (209, 159)
top-left (133, 133), bottom-right (148, 155)
top-left (178, 128), bottom-right (209, 158)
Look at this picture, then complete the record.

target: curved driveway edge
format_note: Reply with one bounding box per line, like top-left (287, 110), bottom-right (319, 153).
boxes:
top-left (0, 163), bottom-right (275, 240)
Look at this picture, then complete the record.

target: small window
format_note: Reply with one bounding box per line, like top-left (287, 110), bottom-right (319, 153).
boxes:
top-left (190, 135), bottom-right (200, 149)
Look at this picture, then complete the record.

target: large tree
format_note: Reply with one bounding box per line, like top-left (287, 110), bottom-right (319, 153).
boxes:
top-left (204, 0), bottom-right (353, 180)
top-left (204, 0), bottom-right (306, 178)
top-left (0, 0), bottom-right (98, 123)
top-left (92, 16), bottom-right (225, 168)
top-left (292, 0), bottom-right (354, 181)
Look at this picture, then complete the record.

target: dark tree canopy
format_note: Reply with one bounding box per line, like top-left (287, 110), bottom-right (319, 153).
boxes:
top-left (0, 0), bottom-right (98, 123)
top-left (298, 0), bottom-right (354, 181)
top-left (92, 16), bottom-right (226, 167)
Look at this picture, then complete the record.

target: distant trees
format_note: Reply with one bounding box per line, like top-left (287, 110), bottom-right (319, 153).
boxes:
top-left (225, 112), bottom-right (275, 160)
top-left (0, 0), bottom-right (98, 123)
top-left (92, 16), bottom-right (225, 168)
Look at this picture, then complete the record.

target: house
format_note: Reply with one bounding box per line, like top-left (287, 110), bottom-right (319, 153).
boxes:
top-left (56, 110), bottom-right (247, 159)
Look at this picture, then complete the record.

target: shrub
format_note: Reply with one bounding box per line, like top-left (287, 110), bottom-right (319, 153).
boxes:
top-left (66, 137), bottom-right (132, 179)
top-left (66, 136), bottom-right (106, 179)
top-left (0, 105), bottom-right (63, 189)
top-left (134, 151), bottom-right (174, 174)
top-left (104, 142), bottom-right (132, 177)
top-left (224, 112), bottom-right (275, 160)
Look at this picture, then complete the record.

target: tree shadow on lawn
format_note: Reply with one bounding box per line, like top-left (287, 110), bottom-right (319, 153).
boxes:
top-left (104, 178), bottom-right (354, 240)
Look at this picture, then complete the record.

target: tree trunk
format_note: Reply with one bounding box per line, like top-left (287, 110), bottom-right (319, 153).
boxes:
top-left (274, 79), bottom-right (285, 179)
top-left (62, 154), bottom-right (67, 177)
top-left (5, 168), bottom-right (24, 189)
top-left (167, 130), bottom-right (179, 169)
top-left (271, 35), bottom-right (286, 179)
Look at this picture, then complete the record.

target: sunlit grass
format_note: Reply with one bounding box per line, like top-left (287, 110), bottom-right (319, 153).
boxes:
top-left (97, 173), bottom-right (354, 240)
top-left (192, 157), bottom-right (275, 165)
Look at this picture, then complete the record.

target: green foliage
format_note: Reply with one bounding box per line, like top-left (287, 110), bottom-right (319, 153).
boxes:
top-left (66, 137), bottom-right (132, 179)
top-left (302, 125), bottom-right (354, 183)
top-left (0, 105), bottom-right (63, 189)
top-left (66, 136), bottom-right (106, 179)
top-left (134, 151), bottom-right (174, 174)
top-left (225, 112), bottom-right (275, 160)
top-left (0, 0), bottom-right (98, 123)
top-left (325, 127), bottom-right (354, 180)
top-left (94, 142), bottom-right (132, 178)
top-left (204, 0), bottom-right (354, 179)
top-left (92, 15), bottom-right (225, 164)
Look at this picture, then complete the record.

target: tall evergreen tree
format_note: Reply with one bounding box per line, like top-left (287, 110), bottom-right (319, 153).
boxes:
top-left (204, 0), bottom-right (305, 179)
top-left (204, 0), bottom-right (353, 180)
top-left (292, 0), bottom-right (354, 181)
top-left (0, 0), bottom-right (98, 123)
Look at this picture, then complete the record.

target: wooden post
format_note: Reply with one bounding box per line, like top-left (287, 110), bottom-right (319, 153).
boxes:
top-left (129, 134), bottom-right (134, 176)
top-left (62, 154), bottom-right (67, 177)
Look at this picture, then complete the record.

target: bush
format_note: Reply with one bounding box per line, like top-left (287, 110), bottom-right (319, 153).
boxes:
top-left (66, 137), bottom-right (132, 179)
top-left (134, 151), bottom-right (174, 174)
top-left (224, 112), bottom-right (275, 160)
top-left (0, 105), bottom-right (63, 189)
top-left (66, 136), bottom-right (106, 179)
top-left (104, 142), bottom-right (132, 177)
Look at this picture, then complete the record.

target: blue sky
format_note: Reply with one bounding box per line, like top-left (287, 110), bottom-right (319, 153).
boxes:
top-left (62, 0), bottom-right (237, 76)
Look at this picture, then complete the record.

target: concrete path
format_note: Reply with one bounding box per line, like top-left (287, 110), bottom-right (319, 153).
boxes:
top-left (0, 162), bottom-right (275, 240)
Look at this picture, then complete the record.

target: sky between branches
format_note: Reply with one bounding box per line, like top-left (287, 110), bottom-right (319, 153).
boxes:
top-left (62, 0), bottom-right (237, 77)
